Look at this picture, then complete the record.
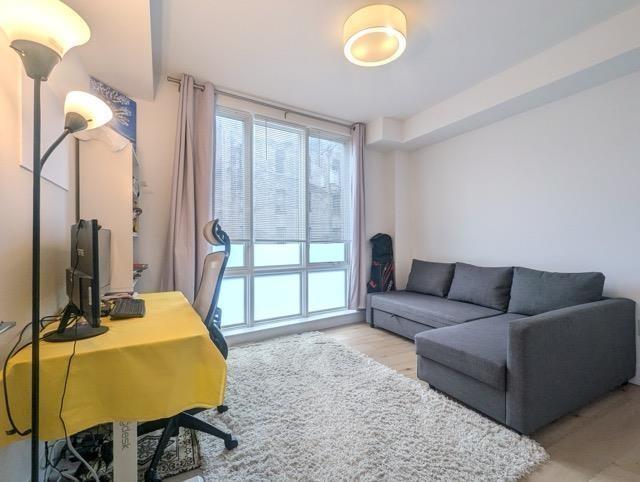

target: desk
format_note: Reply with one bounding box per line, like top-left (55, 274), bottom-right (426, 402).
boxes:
top-left (0, 291), bottom-right (226, 481)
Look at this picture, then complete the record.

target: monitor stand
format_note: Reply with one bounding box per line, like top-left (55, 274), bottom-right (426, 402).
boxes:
top-left (43, 303), bottom-right (108, 343)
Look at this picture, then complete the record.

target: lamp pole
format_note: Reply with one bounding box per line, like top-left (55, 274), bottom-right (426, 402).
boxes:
top-left (31, 77), bottom-right (42, 482)
top-left (0, 5), bottom-right (95, 481)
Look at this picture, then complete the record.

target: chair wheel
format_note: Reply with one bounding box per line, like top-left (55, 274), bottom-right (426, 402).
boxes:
top-left (217, 405), bottom-right (228, 413)
top-left (225, 437), bottom-right (238, 450)
top-left (144, 470), bottom-right (161, 482)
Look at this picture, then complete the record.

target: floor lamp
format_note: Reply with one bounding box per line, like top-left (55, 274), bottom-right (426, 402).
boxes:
top-left (0, 2), bottom-right (111, 479)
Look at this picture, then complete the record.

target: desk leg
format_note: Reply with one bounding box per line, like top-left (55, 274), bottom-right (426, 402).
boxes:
top-left (113, 421), bottom-right (137, 482)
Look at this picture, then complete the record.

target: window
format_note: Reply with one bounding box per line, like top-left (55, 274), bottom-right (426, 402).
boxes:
top-left (215, 107), bottom-right (351, 328)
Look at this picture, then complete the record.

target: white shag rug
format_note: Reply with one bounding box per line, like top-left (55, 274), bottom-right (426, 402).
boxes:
top-left (198, 332), bottom-right (548, 481)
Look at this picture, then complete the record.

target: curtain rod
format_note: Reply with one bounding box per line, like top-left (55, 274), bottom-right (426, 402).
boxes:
top-left (167, 75), bottom-right (354, 129)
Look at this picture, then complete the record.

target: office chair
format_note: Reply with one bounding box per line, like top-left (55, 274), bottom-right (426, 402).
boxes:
top-left (193, 219), bottom-right (230, 359)
top-left (139, 220), bottom-right (237, 482)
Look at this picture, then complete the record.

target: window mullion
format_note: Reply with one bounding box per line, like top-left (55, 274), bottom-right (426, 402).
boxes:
top-left (247, 114), bottom-right (255, 327)
top-left (302, 127), bottom-right (310, 318)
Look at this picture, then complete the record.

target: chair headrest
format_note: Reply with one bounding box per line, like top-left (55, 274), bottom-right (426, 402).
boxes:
top-left (203, 218), bottom-right (231, 247)
top-left (203, 220), bottom-right (219, 245)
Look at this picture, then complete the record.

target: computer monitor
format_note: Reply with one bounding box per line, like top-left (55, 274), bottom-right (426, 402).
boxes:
top-left (44, 219), bottom-right (111, 343)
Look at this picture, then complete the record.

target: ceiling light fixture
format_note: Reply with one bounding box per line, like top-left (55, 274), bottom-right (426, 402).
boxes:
top-left (343, 4), bottom-right (407, 67)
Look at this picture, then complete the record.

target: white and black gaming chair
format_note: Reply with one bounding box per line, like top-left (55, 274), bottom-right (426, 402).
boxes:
top-left (139, 220), bottom-right (237, 482)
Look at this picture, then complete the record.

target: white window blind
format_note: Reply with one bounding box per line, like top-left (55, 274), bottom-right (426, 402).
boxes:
top-left (253, 117), bottom-right (306, 242)
top-left (214, 108), bottom-right (251, 241)
top-left (308, 132), bottom-right (351, 242)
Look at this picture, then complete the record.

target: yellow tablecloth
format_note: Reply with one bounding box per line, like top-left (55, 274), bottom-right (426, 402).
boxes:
top-left (0, 291), bottom-right (226, 447)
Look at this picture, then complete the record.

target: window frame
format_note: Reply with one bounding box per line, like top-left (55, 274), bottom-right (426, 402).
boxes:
top-left (216, 109), bottom-right (351, 329)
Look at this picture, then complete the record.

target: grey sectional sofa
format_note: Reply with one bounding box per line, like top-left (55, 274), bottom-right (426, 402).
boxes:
top-left (366, 261), bottom-right (636, 434)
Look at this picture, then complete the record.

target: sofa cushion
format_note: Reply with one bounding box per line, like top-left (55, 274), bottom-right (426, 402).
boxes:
top-left (415, 313), bottom-right (528, 390)
top-left (369, 291), bottom-right (501, 328)
top-left (447, 263), bottom-right (514, 311)
top-left (508, 267), bottom-right (605, 315)
top-left (405, 259), bottom-right (455, 297)
top-left (371, 309), bottom-right (435, 340)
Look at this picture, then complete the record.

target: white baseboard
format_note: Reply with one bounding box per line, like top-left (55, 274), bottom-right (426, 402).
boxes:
top-left (224, 310), bottom-right (365, 346)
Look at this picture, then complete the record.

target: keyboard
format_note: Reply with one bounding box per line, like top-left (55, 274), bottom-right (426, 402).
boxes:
top-left (110, 298), bottom-right (146, 319)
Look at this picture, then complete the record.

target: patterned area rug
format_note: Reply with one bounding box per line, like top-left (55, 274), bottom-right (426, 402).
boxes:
top-left (197, 332), bottom-right (548, 481)
top-left (49, 425), bottom-right (200, 481)
top-left (137, 427), bottom-right (201, 481)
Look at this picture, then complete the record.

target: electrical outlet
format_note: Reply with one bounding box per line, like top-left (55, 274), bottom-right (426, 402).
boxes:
top-left (0, 321), bottom-right (16, 335)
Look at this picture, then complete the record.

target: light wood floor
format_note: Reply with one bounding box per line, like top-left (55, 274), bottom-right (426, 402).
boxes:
top-left (323, 323), bottom-right (640, 482)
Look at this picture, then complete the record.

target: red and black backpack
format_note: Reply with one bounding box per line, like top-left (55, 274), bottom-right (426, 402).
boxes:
top-left (367, 233), bottom-right (395, 293)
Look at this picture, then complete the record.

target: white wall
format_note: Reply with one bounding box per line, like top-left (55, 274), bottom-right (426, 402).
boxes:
top-left (393, 150), bottom-right (413, 288)
top-left (133, 80), bottom-right (179, 292)
top-left (363, 149), bottom-right (396, 271)
top-left (79, 141), bottom-right (134, 292)
top-left (396, 70), bottom-right (640, 373)
top-left (134, 79), bottom-right (397, 292)
top-left (0, 35), bottom-right (79, 479)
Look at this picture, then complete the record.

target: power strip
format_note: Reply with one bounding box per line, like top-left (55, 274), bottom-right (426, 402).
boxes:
top-left (0, 321), bottom-right (16, 335)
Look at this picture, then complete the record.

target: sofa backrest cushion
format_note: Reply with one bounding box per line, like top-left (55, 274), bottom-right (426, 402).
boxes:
top-left (447, 262), bottom-right (514, 311)
top-left (508, 267), bottom-right (605, 315)
top-left (405, 259), bottom-right (456, 297)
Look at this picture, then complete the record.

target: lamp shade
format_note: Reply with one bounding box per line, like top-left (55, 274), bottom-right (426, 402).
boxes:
top-left (0, 0), bottom-right (90, 58)
top-left (64, 91), bottom-right (112, 133)
top-left (343, 4), bottom-right (407, 67)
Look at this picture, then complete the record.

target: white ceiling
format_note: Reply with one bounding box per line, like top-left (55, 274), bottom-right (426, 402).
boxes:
top-left (64, 0), bottom-right (155, 100)
top-left (159, 0), bottom-right (640, 122)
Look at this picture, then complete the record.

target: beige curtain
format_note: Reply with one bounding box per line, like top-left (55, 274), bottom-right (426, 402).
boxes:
top-left (348, 123), bottom-right (367, 309)
top-left (161, 74), bottom-right (215, 302)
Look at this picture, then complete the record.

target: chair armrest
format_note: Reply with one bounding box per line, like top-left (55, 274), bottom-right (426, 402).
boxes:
top-left (507, 298), bottom-right (636, 434)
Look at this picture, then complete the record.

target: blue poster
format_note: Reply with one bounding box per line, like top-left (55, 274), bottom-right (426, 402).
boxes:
top-left (90, 77), bottom-right (137, 148)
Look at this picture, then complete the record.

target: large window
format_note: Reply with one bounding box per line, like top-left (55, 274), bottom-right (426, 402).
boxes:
top-left (214, 107), bottom-right (351, 328)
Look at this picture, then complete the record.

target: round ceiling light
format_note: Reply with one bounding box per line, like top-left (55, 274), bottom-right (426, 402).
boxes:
top-left (343, 4), bottom-right (407, 67)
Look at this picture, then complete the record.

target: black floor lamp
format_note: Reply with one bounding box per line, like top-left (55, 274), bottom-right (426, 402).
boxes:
top-left (0, 2), bottom-right (112, 480)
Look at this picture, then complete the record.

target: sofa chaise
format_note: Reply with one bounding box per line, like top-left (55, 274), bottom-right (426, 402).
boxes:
top-left (366, 260), bottom-right (636, 434)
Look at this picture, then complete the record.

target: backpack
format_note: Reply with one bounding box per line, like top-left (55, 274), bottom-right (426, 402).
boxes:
top-left (367, 233), bottom-right (395, 293)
